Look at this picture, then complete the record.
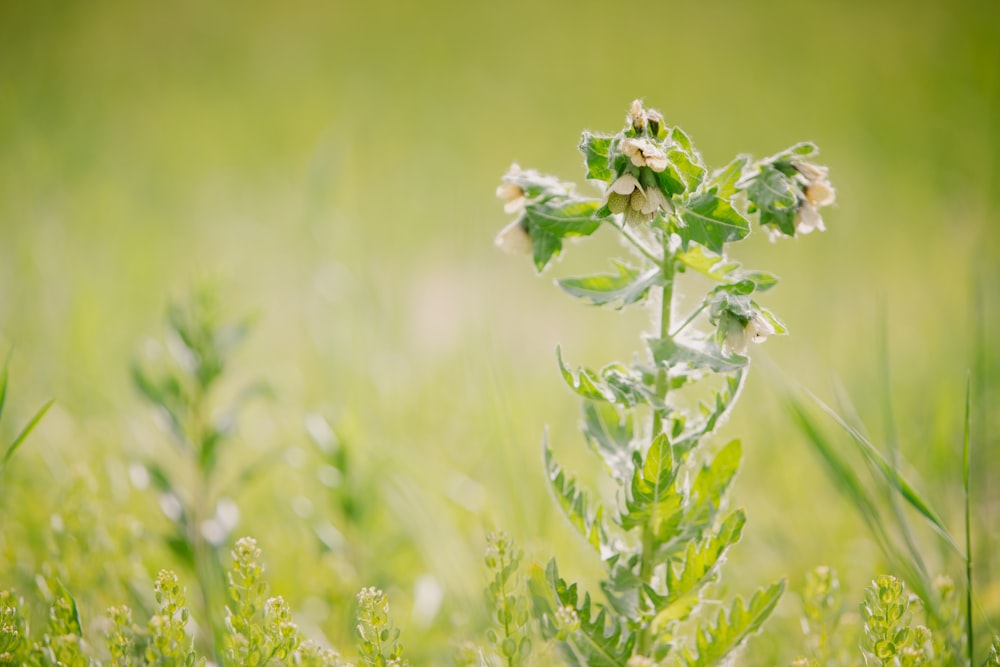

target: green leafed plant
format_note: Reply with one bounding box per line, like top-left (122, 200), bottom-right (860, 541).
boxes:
top-left (494, 100), bottom-right (835, 665)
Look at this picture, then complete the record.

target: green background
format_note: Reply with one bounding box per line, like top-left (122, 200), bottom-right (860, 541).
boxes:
top-left (1, 0), bottom-right (997, 663)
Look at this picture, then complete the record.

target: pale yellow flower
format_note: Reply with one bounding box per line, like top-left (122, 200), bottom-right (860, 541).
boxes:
top-left (724, 312), bottom-right (775, 355)
top-left (494, 218), bottom-right (532, 254)
top-left (621, 138), bottom-right (668, 172)
top-left (791, 160), bottom-right (835, 234)
top-left (604, 173), bottom-right (667, 225)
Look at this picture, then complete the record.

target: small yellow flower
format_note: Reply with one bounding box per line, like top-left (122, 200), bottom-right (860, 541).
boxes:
top-left (621, 138), bottom-right (668, 172)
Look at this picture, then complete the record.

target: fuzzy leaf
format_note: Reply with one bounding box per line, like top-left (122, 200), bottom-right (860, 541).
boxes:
top-left (524, 198), bottom-right (602, 271)
top-left (529, 560), bottom-right (635, 667)
top-left (582, 401), bottom-right (635, 482)
top-left (708, 156), bottom-right (749, 198)
top-left (579, 133), bottom-right (616, 183)
top-left (674, 373), bottom-right (746, 454)
top-left (676, 246), bottom-right (778, 292)
top-left (544, 438), bottom-right (606, 553)
top-left (620, 434), bottom-right (684, 541)
top-left (667, 127), bottom-right (707, 191)
top-left (746, 164), bottom-right (798, 236)
top-left (664, 510), bottom-right (746, 608)
top-left (676, 191), bottom-right (750, 254)
top-left (647, 337), bottom-right (748, 374)
top-left (681, 580), bottom-right (786, 666)
top-left (559, 263), bottom-right (661, 309)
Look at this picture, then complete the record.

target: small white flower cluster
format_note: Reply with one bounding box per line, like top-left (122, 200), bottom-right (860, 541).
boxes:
top-left (605, 172), bottom-right (669, 226)
top-left (791, 160), bottom-right (836, 234)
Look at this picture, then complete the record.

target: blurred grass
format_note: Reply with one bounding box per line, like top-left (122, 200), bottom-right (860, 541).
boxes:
top-left (1, 0), bottom-right (998, 663)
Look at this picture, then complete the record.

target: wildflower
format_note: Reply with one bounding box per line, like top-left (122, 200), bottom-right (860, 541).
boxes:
top-left (604, 173), bottom-right (667, 225)
top-left (621, 138), bottom-right (668, 172)
top-left (494, 218), bottom-right (532, 254)
top-left (496, 164), bottom-right (527, 214)
top-left (791, 160), bottom-right (835, 234)
top-left (723, 311), bottom-right (775, 355)
top-left (629, 99), bottom-right (646, 130)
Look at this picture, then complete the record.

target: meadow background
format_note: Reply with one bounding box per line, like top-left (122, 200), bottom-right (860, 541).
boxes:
top-left (0, 0), bottom-right (997, 663)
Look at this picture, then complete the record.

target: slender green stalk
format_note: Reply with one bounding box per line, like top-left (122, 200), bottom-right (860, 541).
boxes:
top-left (617, 222), bottom-right (662, 265)
top-left (963, 374), bottom-right (973, 666)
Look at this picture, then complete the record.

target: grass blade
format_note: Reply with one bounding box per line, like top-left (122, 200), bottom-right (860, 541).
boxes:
top-left (964, 373), bottom-right (974, 666)
top-left (0, 349), bottom-right (10, 424)
top-left (805, 388), bottom-right (963, 556)
top-left (2, 399), bottom-right (54, 467)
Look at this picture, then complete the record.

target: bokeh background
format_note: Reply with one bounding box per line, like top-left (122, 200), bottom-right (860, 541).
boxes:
top-left (1, 0), bottom-right (998, 663)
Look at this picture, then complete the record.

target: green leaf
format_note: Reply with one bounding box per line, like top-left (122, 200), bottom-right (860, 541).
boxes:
top-left (557, 347), bottom-right (611, 402)
top-left (708, 156), bottom-right (749, 198)
top-left (524, 198), bottom-right (603, 271)
top-left (681, 580), bottom-right (786, 666)
top-left (544, 438), bottom-right (606, 553)
top-left (676, 245), bottom-right (778, 292)
top-left (676, 191), bottom-right (751, 254)
top-left (3, 399), bottom-right (53, 469)
top-left (667, 127), bottom-right (707, 191)
top-left (579, 132), bottom-right (616, 183)
top-left (687, 439), bottom-right (742, 522)
top-left (582, 401), bottom-right (635, 482)
top-left (663, 510), bottom-right (746, 608)
top-left (558, 263), bottom-right (662, 309)
top-left (529, 560), bottom-right (635, 667)
top-left (621, 434), bottom-right (684, 541)
top-left (746, 164), bottom-right (798, 236)
top-left (672, 375), bottom-right (746, 455)
top-left (647, 337), bottom-right (748, 374)
top-left (770, 141), bottom-right (819, 163)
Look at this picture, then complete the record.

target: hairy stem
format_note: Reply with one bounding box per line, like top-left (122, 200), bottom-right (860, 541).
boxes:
top-left (638, 228), bottom-right (676, 656)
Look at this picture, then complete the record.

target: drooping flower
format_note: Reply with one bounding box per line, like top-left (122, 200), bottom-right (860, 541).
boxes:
top-left (494, 218), bottom-right (532, 255)
top-left (496, 170), bottom-right (527, 214)
top-left (722, 311), bottom-right (776, 356)
top-left (604, 173), bottom-right (668, 225)
top-left (791, 160), bottom-right (836, 235)
top-left (621, 138), bottom-right (668, 172)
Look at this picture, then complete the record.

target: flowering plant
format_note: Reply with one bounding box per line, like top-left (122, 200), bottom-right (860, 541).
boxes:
top-left (494, 100), bottom-right (834, 665)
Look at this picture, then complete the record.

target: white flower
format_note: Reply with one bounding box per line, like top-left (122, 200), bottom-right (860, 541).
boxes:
top-left (790, 160), bottom-right (835, 235)
top-left (621, 138), bottom-right (668, 172)
top-left (494, 218), bottom-right (532, 254)
top-left (604, 173), bottom-right (668, 225)
top-left (629, 99), bottom-right (647, 130)
top-left (723, 312), bottom-right (775, 355)
top-left (496, 164), bottom-right (527, 214)
top-left (496, 181), bottom-right (526, 214)
top-left (794, 203), bottom-right (825, 234)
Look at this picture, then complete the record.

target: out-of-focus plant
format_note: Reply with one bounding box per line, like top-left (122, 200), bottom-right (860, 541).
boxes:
top-left (493, 99), bottom-right (835, 665)
top-left (0, 351), bottom-right (53, 481)
top-left (131, 288), bottom-right (266, 657)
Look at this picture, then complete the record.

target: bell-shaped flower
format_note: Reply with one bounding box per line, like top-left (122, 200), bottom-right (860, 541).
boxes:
top-left (621, 138), bottom-right (668, 173)
top-left (604, 173), bottom-right (668, 225)
top-left (496, 181), bottom-right (526, 214)
top-left (791, 160), bottom-right (836, 235)
top-left (494, 218), bottom-right (532, 255)
top-left (722, 311), bottom-right (776, 356)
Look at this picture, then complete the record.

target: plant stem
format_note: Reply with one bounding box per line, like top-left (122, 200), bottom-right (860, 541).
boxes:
top-left (617, 223), bottom-right (662, 265)
top-left (638, 228), bottom-right (676, 656)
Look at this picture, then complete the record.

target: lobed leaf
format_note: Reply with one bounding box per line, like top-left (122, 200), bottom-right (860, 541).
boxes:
top-left (544, 437), bottom-right (606, 554)
top-left (681, 580), bottom-right (785, 666)
top-left (581, 401), bottom-right (635, 482)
